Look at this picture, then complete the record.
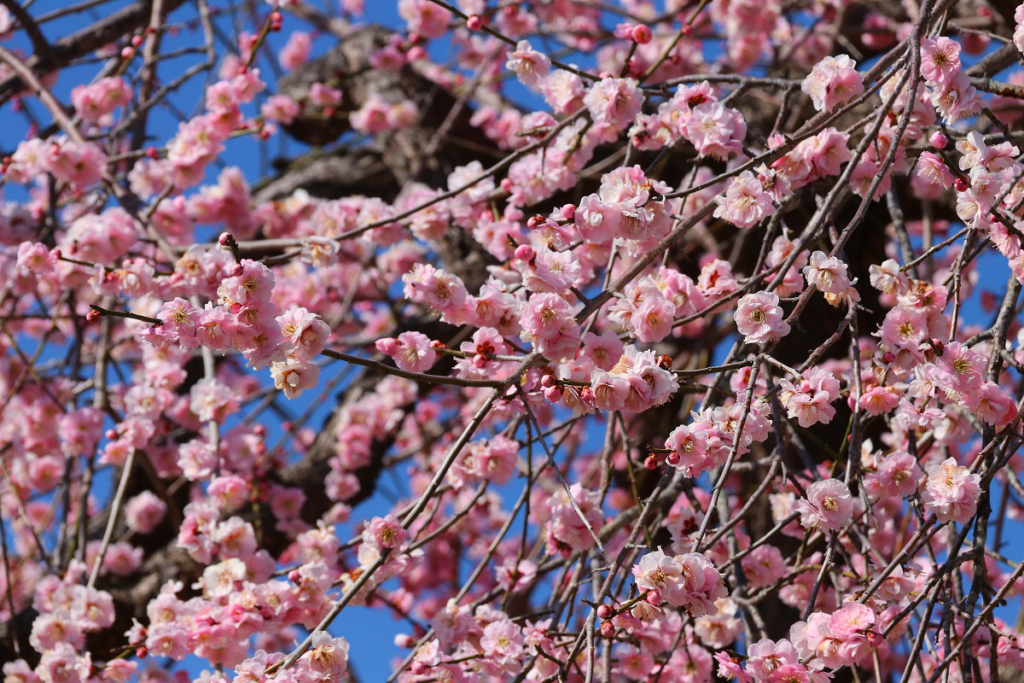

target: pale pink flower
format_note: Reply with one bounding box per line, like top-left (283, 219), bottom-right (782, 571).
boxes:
top-left (279, 31), bottom-right (312, 70)
top-left (969, 381), bottom-right (1018, 428)
top-left (920, 37), bottom-right (961, 86)
top-left (796, 478), bottom-right (854, 532)
top-left (714, 172), bottom-right (776, 228)
top-left (921, 458), bottom-right (981, 524)
top-left (584, 77), bottom-right (643, 137)
top-left (302, 632), bottom-right (350, 680)
top-left (802, 251), bottom-right (851, 296)
top-left (364, 514), bottom-right (407, 549)
top-left (802, 54), bottom-right (863, 112)
top-left (916, 151), bottom-right (954, 189)
top-left (376, 331), bottom-right (437, 373)
top-left (398, 0), bottom-right (451, 37)
top-left (746, 638), bottom-right (800, 682)
top-left (124, 491), bottom-right (167, 534)
top-left (71, 77), bottom-right (132, 124)
top-left (864, 451), bottom-right (922, 500)
top-left (665, 423), bottom-right (710, 477)
top-left (270, 359), bottom-right (320, 399)
top-left (682, 102), bottom-right (747, 159)
top-left (506, 40), bottom-right (550, 87)
top-left (735, 291), bottom-right (790, 345)
top-left (520, 293), bottom-right (581, 361)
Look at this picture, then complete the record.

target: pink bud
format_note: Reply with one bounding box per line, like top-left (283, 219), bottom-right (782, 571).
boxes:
top-left (540, 374), bottom-right (557, 388)
top-left (500, 178), bottom-right (514, 192)
top-left (929, 131), bottom-right (948, 149)
top-left (514, 244), bottom-right (535, 261)
top-left (646, 590), bottom-right (662, 605)
top-left (954, 177), bottom-right (969, 192)
top-left (644, 455), bottom-right (658, 470)
top-left (131, 35), bottom-right (143, 47)
top-left (407, 46), bottom-right (427, 61)
top-left (666, 452), bottom-right (680, 466)
top-left (230, 263), bottom-right (244, 277)
top-left (472, 354), bottom-right (487, 368)
top-left (288, 570), bottom-right (301, 582)
top-left (121, 47), bottom-right (133, 59)
top-left (105, 429), bottom-right (118, 440)
top-left (466, 14), bottom-right (483, 30)
top-left (86, 309), bottom-right (101, 324)
top-left (865, 629), bottom-right (884, 648)
top-left (543, 386), bottom-right (563, 402)
top-left (219, 232), bottom-right (235, 247)
top-left (560, 204), bottom-right (576, 220)
top-left (376, 337), bottom-right (399, 355)
top-left (600, 622), bottom-right (615, 638)
top-left (597, 605), bottom-right (613, 619)
top-left (632, 25), bottom-right (652, 44)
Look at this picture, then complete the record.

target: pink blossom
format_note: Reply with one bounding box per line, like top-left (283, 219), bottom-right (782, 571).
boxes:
top-left (398, 0), bottom-right (452, 38)
top-left (714, 172), bottom-right (776, 228)
top-left (920, 37), bottom-right (961, 86)
top-left (124, 491), bottom-right (168, 534)
top-left (506, 40), bottom-right (551, 87)
top-left (280, 31), bottom-right (312, 70)
top-left (921, 457), bottom-right (981, 524)
top-left (803, 251), bottom-right (851, 296)
top-left (520, 293), bottom-right (581, 361)
top-left (802, 54), bottom-right (863, 112)
top-left (796, 478), bottom-right (854, 532)
top-left (71, 77), bottom-right (131, 124)
top-left (735, 291), bottom-right (790, 345)
top-left (270, 359), bottom-right (320, 399)
top-left (376, 331), bottom-right (437, 373)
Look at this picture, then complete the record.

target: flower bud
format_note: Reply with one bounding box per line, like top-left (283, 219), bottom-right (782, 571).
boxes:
top-left (632, 25), bottom-right (652, 44)
top-left (514, 244), bottom-right (535, 261)
top-left (597, 605), bottom-right (613, 619)
top-left (929, 131), bottom-right (948, 149)
top-left (600, 621), bottom-right (615, 638)
top-left (466, 14), bottom-right (483, 30)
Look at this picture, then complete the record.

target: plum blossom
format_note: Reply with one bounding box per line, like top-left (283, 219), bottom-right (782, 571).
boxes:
top-left (802, 54), bottom-right (863, 112)
top-left (921, 458), bottom-right (981, 523)
top-left (734, 291), bottom-right (790, 345)
top-left (796, 478), bottom-right (855, 532)
top-left (506, 40), bottom-right (551, 87)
